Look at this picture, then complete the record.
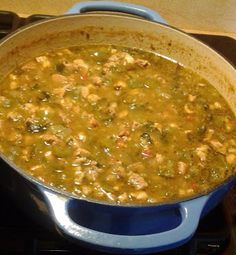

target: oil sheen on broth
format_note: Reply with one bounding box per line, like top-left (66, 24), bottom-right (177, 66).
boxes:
top-left (0, 45), bottom-right (235, 204)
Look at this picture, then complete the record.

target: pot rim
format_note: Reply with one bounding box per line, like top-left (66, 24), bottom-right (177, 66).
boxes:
top-left (0, 13), bottom-right (236, 207)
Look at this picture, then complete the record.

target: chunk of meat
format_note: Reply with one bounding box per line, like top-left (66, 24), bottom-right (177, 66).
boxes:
top-left (226, 154), bottom-right (236, 164)
top-left (88, 116), bottom-right (99, 128)
top-left (59, 111), bottom-right (71, 124)
top-left (131, 191), bottom-right (148, 201)
top-left (118, 128), bottom-right (130, 138)
top-left (74, 147), bottom-right (91, 157)
top-left (108, 52), bottom-right (134, 64)
top-left (131, 121), bottom-right (142, 131)
top-left (64, 59), bottom-right (89, 75)
top-left (80, 86), bottom-right (90, 98)
top-left (209, 140), bottom-right (227, 154)
top-left (179, 188), bottom-right (194, 196)
top-left (116, 137), bottom-right (128, 148)
top-left (35, 56), bottom-right (51, 68)
top-left (135, 59), bottom-right (150, 68)
top-left (106, 174), bottom-right (118, 182)
top-left (87, 94), bottom-right (101, 104)
top-left (40, 134), bottom-right (60, 144)
top-left (196, 145), bottom-right (209, 161)
top-left (156, 153), bottom-right (164, 163)
top-left (178, 161), bottom-right (187, 175)
top-left (112, 165), bottom-right (126, 178)
top-left (22, 103), bottom-right (37, 114)
top-left (9, 74), bottom-right (17, 81)
top-left (74, 169), bottom-right (85, 185)
top-left (21, 61), bottom-right (37, 71)
top-left (128, 172), bottom-right (148, 190)
top-left (59, 98), bottom-right (74, 110)
top-left (73, 59), bottom-right (89, 70)
top-left (51, 74), bottom-right (67, 84)
top-left (103, 62), bottom-right (116, 74)
top-left (91, 76), bottom-right (102, 86)
top-left (81, 186), bottom-right (92, 196)
top-left (118, 193), bottom-right (128, 203)
top-left (103, 52), bottom-right (135, 73)
top-left (111, 48), bottom-right (117, 54)
top-left (53, 86), bottom-right (69, 98)
top-left (7, 112), bottom-right (22, 122)
top-left (107, 102), bottom-right (117, 117)
top-left (188, 94), bottom-right (196, 102)
top-left (203, 129), bottom-right (214, 141)
top-left (85, 166), bottom-right (103, 181)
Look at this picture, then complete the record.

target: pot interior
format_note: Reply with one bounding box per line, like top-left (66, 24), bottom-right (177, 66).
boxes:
top-left (0, 14), bottom-right (235, 203)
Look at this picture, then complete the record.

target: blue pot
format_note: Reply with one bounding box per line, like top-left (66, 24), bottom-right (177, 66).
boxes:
top-left (0, 1), bottom-right (235, 254)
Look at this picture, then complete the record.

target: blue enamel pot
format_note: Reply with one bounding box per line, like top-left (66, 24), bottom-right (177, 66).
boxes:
top-left (0, 1), bottom-right (235, 254)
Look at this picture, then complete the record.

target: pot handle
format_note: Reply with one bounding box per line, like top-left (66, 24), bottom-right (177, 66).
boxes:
top-left (41, 187), bottom-right (209, 252)
top-left (65, 1), bottom-right (167, 24)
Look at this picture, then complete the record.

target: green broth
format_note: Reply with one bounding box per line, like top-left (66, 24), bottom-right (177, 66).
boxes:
top-left (0, 45), bottom-right (235, 204)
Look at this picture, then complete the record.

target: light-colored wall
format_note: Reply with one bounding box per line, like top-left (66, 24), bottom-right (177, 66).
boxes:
top-left (1, 0), bottom-right (236, 39)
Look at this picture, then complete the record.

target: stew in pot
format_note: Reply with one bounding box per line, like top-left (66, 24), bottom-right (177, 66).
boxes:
top-left (0, 45), bottom-right (235, 204)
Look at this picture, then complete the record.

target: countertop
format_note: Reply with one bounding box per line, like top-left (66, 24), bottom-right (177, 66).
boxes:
top-left (0, 1), bottom-right (236, 254)
top-left (0, 0), bottom-right (236, 39)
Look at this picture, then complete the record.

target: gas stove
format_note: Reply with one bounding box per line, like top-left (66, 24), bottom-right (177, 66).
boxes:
top-left (0, 10), bottom-right (236, 255)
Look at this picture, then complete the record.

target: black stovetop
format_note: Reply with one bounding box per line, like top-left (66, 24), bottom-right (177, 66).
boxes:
top-left (0, 10), bottom-right (236, 255)
top-left (0, 186), bottom-right (230, 255)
